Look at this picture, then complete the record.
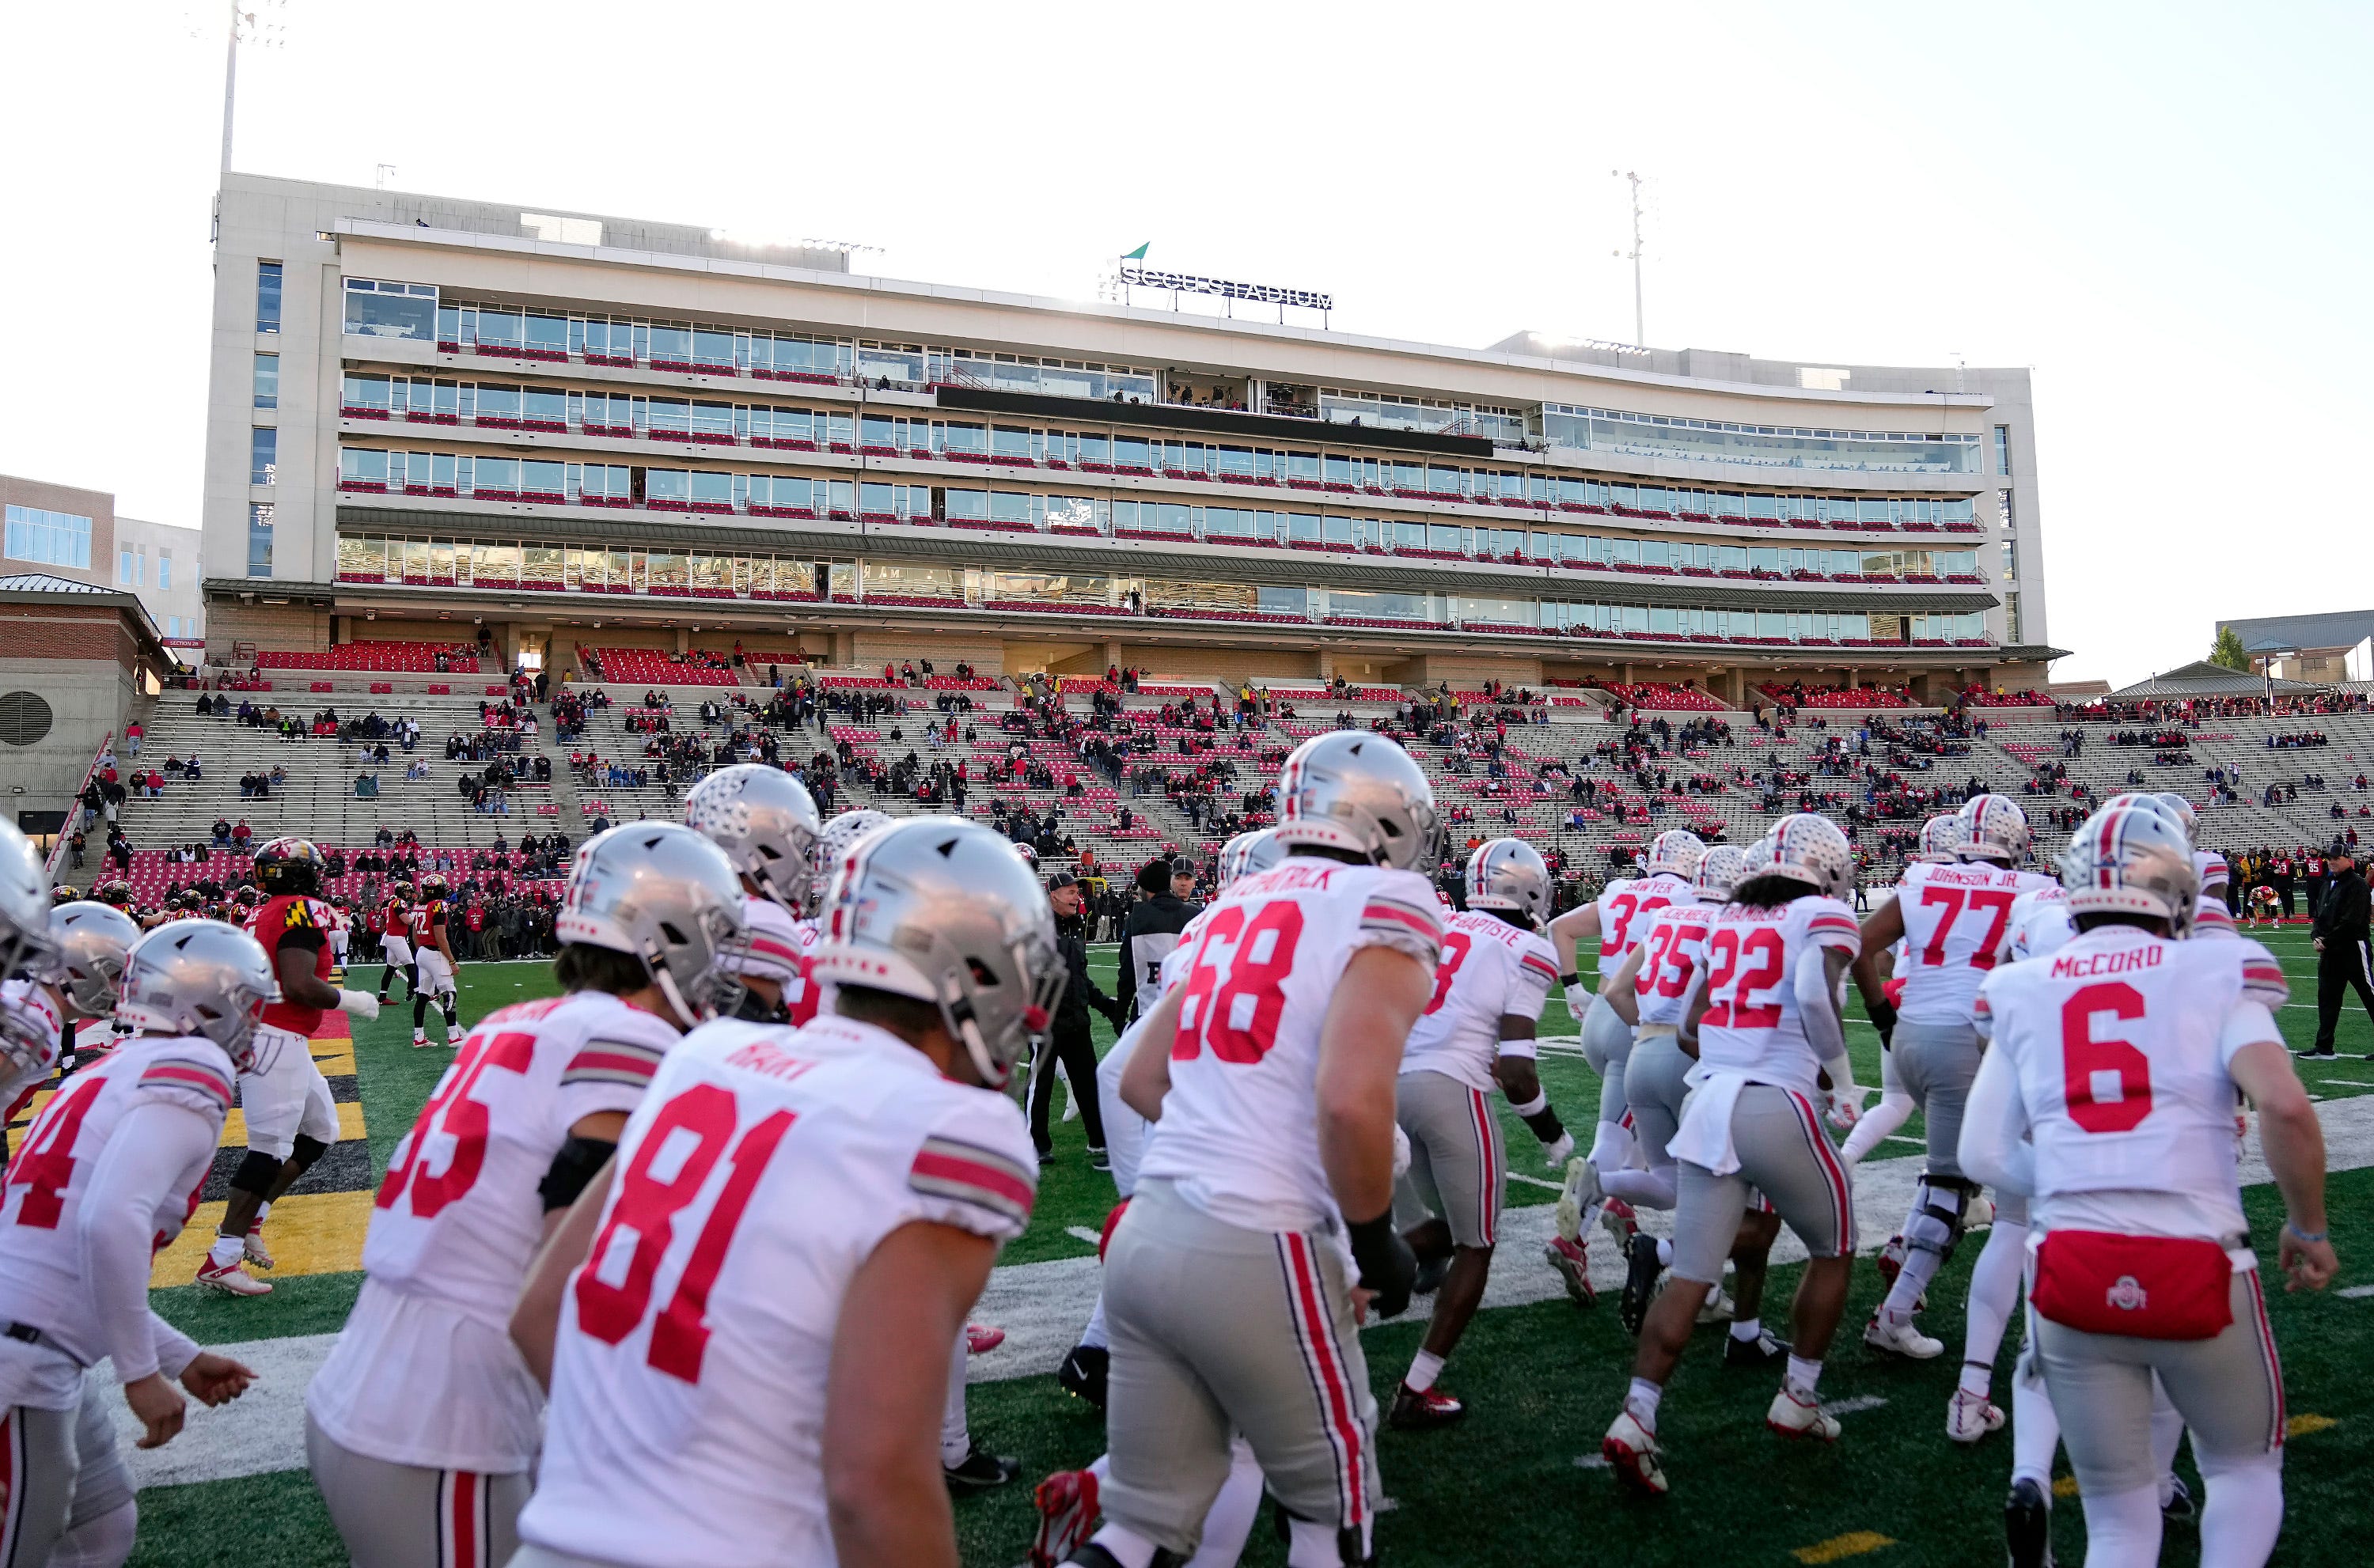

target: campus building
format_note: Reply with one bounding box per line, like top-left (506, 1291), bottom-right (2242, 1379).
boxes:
top-left (199, 173), bottom-right (2054, 699)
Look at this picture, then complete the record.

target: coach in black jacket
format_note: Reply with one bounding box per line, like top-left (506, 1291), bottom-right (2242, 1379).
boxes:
top-left (2304, 848), bottom-right (2374, 1059)
top-left (1116, 856), bottom-right (1203, 1023)
top-left (1031, 872), bottom-right (1124, 1163)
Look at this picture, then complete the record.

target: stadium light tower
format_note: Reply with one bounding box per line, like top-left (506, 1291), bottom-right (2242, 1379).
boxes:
top-left (218, 0), bottom-right (287, 175)
top-left (1612, 169), bottom-right (1646, 348)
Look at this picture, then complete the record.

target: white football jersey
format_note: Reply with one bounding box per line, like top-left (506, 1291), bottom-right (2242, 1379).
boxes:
top-left (1595, 872), bottom-right (1694, 967)
top-left (1630, 899), bottom-right (1720, 1029)
top-left (732, 894), bottom-right (803, 988)
top-left (1974, 926), bottom-right (2288, 1241)
top-left (0, 1035), bottom-right (231, 1407)
top-left (1695, 895), bottom-right (1862, 1096)
top-left (1401, 910), bottom-right (1558, 1093)
top-left (1098, 914), bottom-right (1208, 1199)
top-left (0, 978), bottom-right (66, 1119)
top-left (2194, 849), bottom-right (2229, 890)
top-left (2192, 890), bottom-right (2238, 938)
top-left (1891, 860), bottom-right (2058, 1025)
top-left (781, 916), bottom-right (832, 1028)
top-left (1140, 856), bottom-right (1443, 1232)
top-left (516, 1014), bottom-right (1036, 1568)
top-left (2006, 885), bottom-right (2076, 962)
top-left (306, 990), bottom-right (679, 1471)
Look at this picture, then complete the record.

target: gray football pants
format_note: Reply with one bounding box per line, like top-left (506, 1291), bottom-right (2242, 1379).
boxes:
top-left (1673, 1085), bottom-right (1856, 1285)
top-left (1393, 1069), bottom-right (1505, 1249)
top-left (0, 1384), bottom-right (135, 1568)
top-left (2035, 1267), bottom-right (2286, 1494)
top-left (1101, 1178), bottom-right (1381, 1557)
top-left (1624, 1029), bottom-right (1693, 1174)
top-left (306, 1411), bottom-right (532, 1568)
top-left (1581, 993), bottom-right (1635, 1128)
top-left (1890, 1019), bottom-right (1981, 1180)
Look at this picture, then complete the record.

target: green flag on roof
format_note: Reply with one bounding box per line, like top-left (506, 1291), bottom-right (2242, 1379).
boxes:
top-left (1122, 243), bottom-right (1149, 261)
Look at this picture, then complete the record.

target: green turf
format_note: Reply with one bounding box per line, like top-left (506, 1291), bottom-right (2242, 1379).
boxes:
top-left (127, 930), bottom-right (2374, 1567)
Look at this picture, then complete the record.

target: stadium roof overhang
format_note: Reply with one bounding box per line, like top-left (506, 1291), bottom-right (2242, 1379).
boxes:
top-left (0, 580), bottom-right (176, 670)
top-left (2107, 660), bottom-right (2317, 698)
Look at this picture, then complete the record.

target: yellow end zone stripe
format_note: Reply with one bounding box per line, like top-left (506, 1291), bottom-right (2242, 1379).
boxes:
top-left (1792, 1532), bottom-right (1896, 1564)
top-left (153, 1190), bottom-right (377, 1286)
top-left (221, 1100), bottom-right (368, 1149)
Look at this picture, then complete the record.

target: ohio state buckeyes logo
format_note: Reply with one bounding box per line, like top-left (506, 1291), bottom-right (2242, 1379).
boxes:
top-left (2106, 1274), bottom-right (2148, 1312)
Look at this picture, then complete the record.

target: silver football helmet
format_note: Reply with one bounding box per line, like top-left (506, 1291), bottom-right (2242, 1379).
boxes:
top-left (115, 918), bottom-right (278, 1070)
top-left (1641, 829), bottom-right (1708, 881)
top-left (1465, 838), bottom-right (1553, 926)
top-left (2057, 805), bottom-right (2199, 937)
top-left (0, 819), bottom-right (58, 984)
top-left (1746, 814), bottom-right (1856, 903)
top-left (48, 901), bottom-right (141, 1017)
top-left (1216, 828), bottom-right (1288, 889)
top-left (685, 764), bottom-right (824, 915)
top-left (2149, 793), bottom-right (2201, 848)
top-left (1274, 732), bottom-right (1442, 872)
top-left (815, 809), bottom-right (894, 885)
top-left (556, 823), bottom-right (751, 1026)
top-left (1957, 793), bottom-right (2032, 863)
top-left (1916, 813), bottom-right (1969, 863)
top-left (810, 818), bottom-right (1063, 1089)
top-left (1695, 845), bottom-right (1750, 902)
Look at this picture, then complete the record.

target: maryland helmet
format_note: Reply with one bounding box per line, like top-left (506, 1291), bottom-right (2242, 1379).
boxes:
top-left (556, 824), bottom-right (750, 1026)
top-left (684, 763), bottom-right (824, 915)
top-left (253, 836), bottom-right (324, 896)
top-left (419, 874), bottom-right (448, 900)
top-left (1274, 732), bottom-right (1441, 871)
top-left (97, 881), bottom-right (136, 911)
top-left (2057, 805), bottom-right (2199, 937)
top-left (1465, 838), bottom-right (1553, 926)
top-left (115, 919), bottom-right (278, 1070)
top-left (810, 818), bottom-right (1063, 1090)
top-left (47, 901), bottom-right (142, 1017)
top-left (1642, 829), bottom-right (1708, 881)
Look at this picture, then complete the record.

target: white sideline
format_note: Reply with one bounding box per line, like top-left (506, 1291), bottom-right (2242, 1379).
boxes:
top-left (113, 1095), bottom-right (2374, 1491)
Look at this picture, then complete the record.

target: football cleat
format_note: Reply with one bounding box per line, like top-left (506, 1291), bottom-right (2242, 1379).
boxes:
top-left (1864, 1313), bottom-right (1945, 1360)
top-left (194, 1259), bottom-right (271, 1297)
top-left (446, 1025), bottom-right (466, 1046)
top-left (1948, 1388), bottom-right (2006, 1443)
top-left (1553, 1155), bottom-right (1598, 1243)
top-left (1765, 1386), bottom-right (1841, 1443)
top-left (1542, 1234), bottom-right (1597, 1307)
top-left (1057, 1344), bottom-right (1109, 1410)
top-left (1602, 1403), bottom-right (1668, 1496)
top-left (1724, 1327), bottom-right (1790, 1368)
top-left (1388, 1382), bottom-right (1466, 1430)
top-left (965, 1323), bottom-right (1007, 1354)
top-left (242, 1230), bottom-right (275, 1271)
top-left (2162, 1477), bottom-right (2197, 1524)
top-left (943, 1445), bottom-right (1020, 1492)
top-left (1966, 1193), bottom-right (1995, 1231)
top-left (2004, 1477), bottom-right (2054, 1568)
top-left (1696, 1286), bottom-right (1735, 1325)
top-left (1598, 1197), bottom-right (1640, 1248)
top-left (1618, 1233), bottom-right (1664, 1337)
top-left (411, 1030), bottom-right (436, 1050)
top-left (1028, 1468), bottom-right (1100, 1568)
top-left (1413, 1254), bottom-right (1451, 1296)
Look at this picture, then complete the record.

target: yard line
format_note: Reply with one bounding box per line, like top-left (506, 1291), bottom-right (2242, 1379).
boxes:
top-left (1065, 1225), bottom-right (1104, 1246)
top-left (2338, 1284), bottom-right (2374, 1299)
top-left (1884, 1135), bottom-right (1924, 1146)
top-left (1507, 1172), bottom-right (1564, 1191)
top-left (1819, 1395), bottom-right (1889, 1416)
top-left (1572, 1453), bottom-right (1610, 1470)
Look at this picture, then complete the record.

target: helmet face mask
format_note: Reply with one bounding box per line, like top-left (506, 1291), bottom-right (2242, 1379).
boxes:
top-left (253, 837), bottom-right (324, 897)
top-left (2057, 806), bottom-right (2199, 936)
top-left (115, 919), bottom-right (278, 1071)
top-left (1465, 838), bottom-right (1552, 926)
top-left (1274, 733), bottom-right (1441, 872)
top-left (556, 824), bottom-right (752, 1028)
top-left (685, 764), bottom-right (824, 915)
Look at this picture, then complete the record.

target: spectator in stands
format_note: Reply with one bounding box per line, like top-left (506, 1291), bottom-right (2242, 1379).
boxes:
top-left (231, 819), bottom-right (252, 848)
top-left (356, 769), bottom-right (380, 799)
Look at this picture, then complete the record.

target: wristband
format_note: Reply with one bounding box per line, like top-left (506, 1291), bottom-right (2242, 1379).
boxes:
top-left (1560, 972), bottom-right (1580, 988)
top-left (1507, 1090), bottom-right (1549, 1117)
top-left (2285, 1220), bottom-right (2329, 1244)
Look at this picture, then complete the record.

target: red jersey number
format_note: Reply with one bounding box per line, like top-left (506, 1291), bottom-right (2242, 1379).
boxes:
top-left (1424, 930), bottom-right (1476, 1016)
top-left (2059, 982), bottom-right (2152, 1134)
top-left (1171, 901), bottom-right (1305, 1065)
top-left (1916, 885), bottom-right (2019, 970)
top-left (6, 1073), bottom-right (107, 1229)
top-left (375, 1028), bottom-right (538, 1218)
top-left (1701, 927), bottom-right (1787, 1029)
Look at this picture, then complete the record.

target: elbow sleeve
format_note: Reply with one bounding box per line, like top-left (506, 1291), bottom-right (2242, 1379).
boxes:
top-left (538, 1137), bottom-right (616, 1212)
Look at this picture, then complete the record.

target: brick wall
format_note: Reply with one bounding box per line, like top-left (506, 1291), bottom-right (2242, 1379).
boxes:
top-left (207, 600), bottom-right (331, 656)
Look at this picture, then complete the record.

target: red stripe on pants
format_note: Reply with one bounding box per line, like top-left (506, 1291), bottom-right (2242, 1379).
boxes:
top-left (1284, 1233), bottom-right (1366, 1526)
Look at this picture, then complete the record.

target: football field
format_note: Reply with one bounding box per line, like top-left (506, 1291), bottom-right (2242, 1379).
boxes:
top-left (45, 927), bottom-right (2374, 1567)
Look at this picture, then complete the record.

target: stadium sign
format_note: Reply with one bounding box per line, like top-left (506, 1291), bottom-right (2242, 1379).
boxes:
top-left (1119, 262), bottom-right (1332, 314)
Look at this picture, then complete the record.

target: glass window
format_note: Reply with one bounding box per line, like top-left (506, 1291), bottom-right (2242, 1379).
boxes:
top-left (157, 552), bottom-right (171, 591)
top-left (250, 427), bottom-right (278, 485)
top-left (253, 354), bottom-right (279, 409)
top-left (1257, 585), bottom-right (1310, 617)
top-left (1327, 588), bottom-right (1434, 623)
top-left (256, 261), bottom-right (283, 332)
top-left (342, 278), bottom-right (438, 340)
top-left (2, 504), bottom-right (93, 569)
top-left (247, 503), bottom-right (274, 577)
top-left (1994, 426), bottom-right (2012, 476)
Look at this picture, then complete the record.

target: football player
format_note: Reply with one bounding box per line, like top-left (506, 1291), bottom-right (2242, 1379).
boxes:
top-left (684, 763), bottom-right (824, 1023)
top-left (6, 901), bottom-right (140, 1139)
top-left (1849, 794), bottom-right (2056, 1359)
top-left (505, 819), bottom-right (1053, 1568)
top-left (305, 824), bottom-right (749, 1568)
top-left (1837, 813), bottom-right (1966, 1166)
top-left (1387, 838), bottom-right (1569, 1429)
top-left (0, 919), bottom-right (264, 1567)
top-left (0, 820), bottom-right (65, 1138)
top-left (1545, 829), bottom-right (1705, 1268)
top-left (1602, 815), bottom-right (1868, 1494)
top-left (199, 839), bottom-right (381, 1296)
top-left (1962, 803), bottom-right (2328, 1568)
top-left (409, 874), bottom-right (465, 1047)
top-left (1077, 732), bottom-right (1443, 1568)
top-left (375, 881), bottom-right (415, 1004)
top-left (793, 810), bottom-right (893, 1028)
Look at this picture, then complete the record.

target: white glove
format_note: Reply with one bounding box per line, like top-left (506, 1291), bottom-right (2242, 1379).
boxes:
top-left (337, 990), bottom-right (380, 1022)
top-left (1392, 1123), bottom-right (1412, 1180)
top-left (1540, 1130), bottom-right (1576, 1169)
top-left (1825, 1084), bottom-right (1864, 1131)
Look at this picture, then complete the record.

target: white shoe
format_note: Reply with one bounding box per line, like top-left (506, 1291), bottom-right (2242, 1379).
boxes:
top-left (1864, 1312), bottom-right (1945, 1360)
top-left (1947, 1387), bottom-right (2006, 1443)
top-left (411, 1031), bottom-right (434, 1049)
top-left (1553, 1156), bottom-right (1599, 1244)
top-left (446, 1026), bottom-right (466, 1045)
top-left (242, 1230), bottom-right (275, 1270)
top-left (195, 1259), bottom-right (272, 1297)
top-left (1696, 1286), bottom-right (1735, 1325)
top-left (1766, 1386), bottom-right (1841, 1442)
top-left (1602, 1403), bottom-right (1669, 1494)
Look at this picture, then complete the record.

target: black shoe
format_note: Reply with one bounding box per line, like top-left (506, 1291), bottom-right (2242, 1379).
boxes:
top-left (2005, 1478), bottom-right (2054, 1568)
top-left (1723, 1326), bottom-right (1791, 1367)
top-left (2296, 1047), bottom-right (2336, 1059)
top-left (1619, 1233), bottom-right (1665, 1337)
top-left (943, 1444), bottom-right (1019, 1492)
top-left (2162, 1477), bottom-right (2198, 1524)
top-left (1058, 1343), bottom-right (1109, 1411)
top-left (1088, 1146), bottom-right (1111, 1173)
top-left (1035, 1143), bottom-right (1055, 1162)
top-left (1388, 1381), bottom-right (1466, 1430)
top-left (1412, 1254), bottom-right (1450, 1296)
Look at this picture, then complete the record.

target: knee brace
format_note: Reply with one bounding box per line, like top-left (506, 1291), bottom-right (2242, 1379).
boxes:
top-left (1906, 1176), bottom-right (1975, 1261)
top-left (289, 1133), bottom-right (331, 1172)
top-left (228, 1148), bottom-right (282, 1199)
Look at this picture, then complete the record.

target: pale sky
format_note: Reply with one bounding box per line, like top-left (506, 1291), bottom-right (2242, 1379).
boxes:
top-left (3, 0), bottom-right (2366, 686)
